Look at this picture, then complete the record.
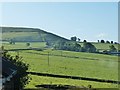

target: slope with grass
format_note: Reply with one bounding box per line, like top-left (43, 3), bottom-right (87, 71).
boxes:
top-left (3, 42), bottom-right (119, 88)
top-left (1, 27), bottom-right (68, 42)
top-left (2, 26), bottom-right (119, 88)
top-left (2, 26), bottom-right (119, 51)
top-left (79, 42), bottom-right (119, 51)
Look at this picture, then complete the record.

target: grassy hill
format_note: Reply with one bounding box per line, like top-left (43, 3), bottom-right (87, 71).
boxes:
top-left (1, 27), bottom-right (69, 42)
top-left (1, 26), bottom-right (119, 51)
top-left (1, 26), bottom-right (119, 88)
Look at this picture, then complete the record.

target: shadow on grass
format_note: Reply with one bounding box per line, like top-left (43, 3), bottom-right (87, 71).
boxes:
top-left (35, 84), bottom-right (95, 90)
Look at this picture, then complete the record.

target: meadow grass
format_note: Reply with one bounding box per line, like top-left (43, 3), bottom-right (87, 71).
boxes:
top-left (2, 42), bottom-right (119, 88)
top-left (79, 42), bottom-right (119, 51)
top-left (2, 42), bottom-right (46, 49)
top-left (8, 49), bottom-right (118, 81)
top-left (2, 32), bottom-right (39, 39)
top-left (25, 75), bottom-right (118, 89)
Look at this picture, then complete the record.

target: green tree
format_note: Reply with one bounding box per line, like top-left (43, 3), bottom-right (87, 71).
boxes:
top-left (109, 45), bottom-right (117, 52)
top-left (82, 42), bottom-right (96, 53)
top-left (114, 42), bottom-right (118, 44)
top-left (78, 38), bottom-right (80, 42)
top-left (74, 43), bottom-right (81, 52)
top-left (101, 40), bottom-right (105, 43)
top-left (54, 41), bottom-right (81, 52)
top-left (2, 51), bottom-right (30, 89)
top-left (26, 42), bottom-right (30, 46)
top-left (71, 36), bottom-right (77, 41)
top-left (83, 40), bottom-right (87, 43)
top-left (1, 46), bottom-right (4, 50)
top-left (106, 41), bottom-right (110, 44)
top-left (98, 40), bottom-right (99, 43)
top-left (111, 41), bottom-right (113, 44)
top-left (9, 39), bottom-right (15, 44)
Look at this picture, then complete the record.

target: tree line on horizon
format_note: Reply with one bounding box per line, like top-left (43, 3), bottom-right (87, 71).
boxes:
top-left (70, 36), bottom-right (119, 44)
top-left (46, 36), bottom-right (118, 54)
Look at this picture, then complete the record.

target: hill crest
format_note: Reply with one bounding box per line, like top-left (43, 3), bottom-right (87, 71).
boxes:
top-left (1, 26), bottom-right (69, 42)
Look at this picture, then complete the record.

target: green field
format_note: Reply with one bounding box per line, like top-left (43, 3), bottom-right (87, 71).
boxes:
top-left (2, 42), bottom-right (46, 49)
top-left (3, 41), bottom-right (119, 51)
top-left (2, 42), bottom-right (119, 88)
top-left (25, 75), bottom-right (118, 89)
top-left (80, 42), bottom-right (119, 51)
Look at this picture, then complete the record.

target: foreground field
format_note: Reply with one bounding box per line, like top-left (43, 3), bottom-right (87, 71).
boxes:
top-left (2, 42), bottom-right (119, 88)
top-left (10, 50), bottom-right (118, 81)
top-left (25, 75), bottom-right (118, 89)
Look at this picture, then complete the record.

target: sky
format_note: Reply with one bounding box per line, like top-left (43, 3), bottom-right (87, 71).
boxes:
top-left (0, 2), bottom-right (118, 42)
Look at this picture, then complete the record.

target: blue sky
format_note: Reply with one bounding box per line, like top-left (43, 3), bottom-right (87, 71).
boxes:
top-left (1, 2), bottom-right (118, 42)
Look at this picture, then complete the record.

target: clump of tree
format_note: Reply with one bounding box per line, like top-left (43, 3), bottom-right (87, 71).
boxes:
top-left (106, 41), bottom-right (110, 44)
top-left (45, 41), bottom-right (55, 48)
top-left (99, 40), bottom-right (118, 44)
top-left (26, 42), bottom-right (30, 46)
top-left (81, 42), bottom-right (96, 53)
top-left (70, 36), bottom-right (81, 42)
top-left (9, 39), bottom-right (15, 44)
top-left (53, 41), bottom-right (96, 53)
top-left (109, 45), bottom-right (117, 52)
top-left (71, 36), bottom-right (77, 41)
top-left (2, 50), bottom-right (30, 89)
top-left (78, 38), bottom-right (81, 42)
top-left (114, 42), bottom-right (118, 44)
top-left (46, 41), bottom-right (52, 46)
top-left (111, 41), bottom-right (113, 44)
top-left (54, 41), bottom-right (81, 52)
top-left (98, 40), bottom-right (99, 43)
top-left (101, 40), bottom-right (105, 43)
top-left (83, 40), bottom-right (87, 43)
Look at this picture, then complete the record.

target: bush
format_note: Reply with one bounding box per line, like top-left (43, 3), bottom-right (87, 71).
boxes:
top-left (106, 41), bottom-right (110, 44)
top-left (26, 42), bottom-right (30, 46)
top-left (109, 45), bottom-right (117, 52)
top-left (54, 41), bottom-right (81, 52)
top-left (2, 51), bottom-right (30, 89)
top-left (101, 40), bottom-right (105, 43)
top-left (82, 42), bottom-right (96, 53)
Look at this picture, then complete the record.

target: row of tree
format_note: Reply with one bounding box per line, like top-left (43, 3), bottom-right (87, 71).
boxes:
top-left (46, 40), bottom-right (118, 54)
top-left (70, 36), bottom-right (119, 44)
top-left (52, 41), bottom-right (97, 53)
top-left (98, 40), bottom-right (118, 44)
top-left (103, 45), bottom-right (117, 54)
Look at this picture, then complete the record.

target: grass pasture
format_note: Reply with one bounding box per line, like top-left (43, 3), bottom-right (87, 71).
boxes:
top-left (79, 42), bottom-right (119, 51)
top-left (2, 42), bottom-right (119, 88)
top-left (25, 75), bottom-right (118, 89)
top-left (2, 42), bottom-right (46, 50)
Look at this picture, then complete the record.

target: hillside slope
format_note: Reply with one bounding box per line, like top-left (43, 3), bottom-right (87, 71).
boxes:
top-left (1, 27), bottom-right (69, 42)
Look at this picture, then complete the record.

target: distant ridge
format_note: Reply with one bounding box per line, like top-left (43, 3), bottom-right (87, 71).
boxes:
top-left (1, 27), bottom-right (69, 42)
top-left (1, 26), bottom-right (43, 32)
